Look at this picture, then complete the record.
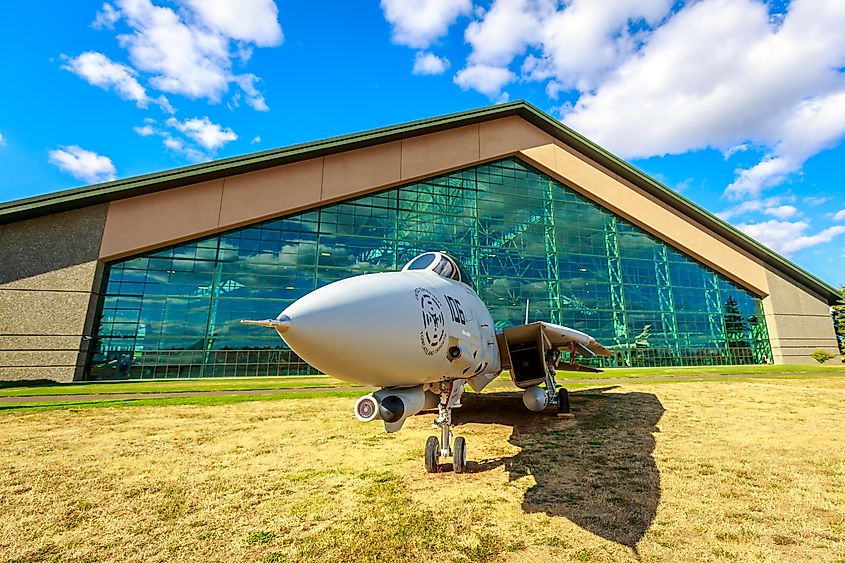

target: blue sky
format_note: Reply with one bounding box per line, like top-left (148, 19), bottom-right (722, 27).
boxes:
top-left (1, 0), bottom-right (844, 287)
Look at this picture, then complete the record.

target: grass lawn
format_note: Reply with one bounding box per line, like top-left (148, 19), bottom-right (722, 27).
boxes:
top-left (1, 376), bottom-right (843, 562)
top-left (0, 376), bottom-right (352, 397)
top-left (2, 364), bottom-right (844, 400)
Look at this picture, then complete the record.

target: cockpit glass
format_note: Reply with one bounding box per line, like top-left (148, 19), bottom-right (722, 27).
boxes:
top-left (402, 252), bottom-right (473, 288)
top-left (432, 256), bottom-right (456, 279)
top-left (406, 252), bottom-right (436, 270)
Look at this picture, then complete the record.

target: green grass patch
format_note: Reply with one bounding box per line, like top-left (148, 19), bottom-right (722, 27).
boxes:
top-left (0, 390), bottom-right (364, 412)
top-left (246, 531), bottom-right (276, 545)
top-left (0, 375), bottom-right (349, 397)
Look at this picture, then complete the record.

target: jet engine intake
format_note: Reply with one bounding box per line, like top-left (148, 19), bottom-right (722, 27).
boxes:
top-left (355, 394), bottom-right (381, 422)
top-left (522, 385), bottom-right (549, 412)
top-left (367, 386), bottom-right (439, 427)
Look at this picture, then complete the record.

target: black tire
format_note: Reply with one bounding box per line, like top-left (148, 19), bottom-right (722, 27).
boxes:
top-left (453, 436), bottom-right (467, 474)
top-left (425, 436), bottom-right (439, 473)
top-left (557, 387), bottom-right (571, 414)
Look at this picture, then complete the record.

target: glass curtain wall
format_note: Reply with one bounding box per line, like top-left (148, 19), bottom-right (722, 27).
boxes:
top-left (88, 158), bottom-right (771, 379)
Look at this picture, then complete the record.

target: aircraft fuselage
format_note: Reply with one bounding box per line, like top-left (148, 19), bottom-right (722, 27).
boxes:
top-left (275, 270), bottom-right (501, 387)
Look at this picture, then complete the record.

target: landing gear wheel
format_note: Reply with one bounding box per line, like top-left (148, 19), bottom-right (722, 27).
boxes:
top-left (453, 436), bottom-right (467, 474)
top-left (557, 387), bottom-right (571, 414)
top-left (425, 436), bottom-right (440, 473)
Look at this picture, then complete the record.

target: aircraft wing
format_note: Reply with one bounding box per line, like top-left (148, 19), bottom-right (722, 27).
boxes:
top-left (535, 322), bottom-right (614, 358)
top-left (497, 321), bottom-right (613, 384)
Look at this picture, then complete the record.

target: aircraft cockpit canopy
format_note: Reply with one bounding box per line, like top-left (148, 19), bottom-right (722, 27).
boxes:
top-left (402, 252), bottom-right (473, 287)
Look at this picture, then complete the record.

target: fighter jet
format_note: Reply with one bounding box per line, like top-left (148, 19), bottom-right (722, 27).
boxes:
top-left (242, 252), bottom-right (612, 473)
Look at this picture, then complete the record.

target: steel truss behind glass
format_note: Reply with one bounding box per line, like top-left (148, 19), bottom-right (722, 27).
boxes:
top-left (88, 158), bottom-right (772, 379)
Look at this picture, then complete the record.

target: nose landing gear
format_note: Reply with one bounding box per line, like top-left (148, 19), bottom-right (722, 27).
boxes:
top-left (424, 380), bottom-right (467, 473)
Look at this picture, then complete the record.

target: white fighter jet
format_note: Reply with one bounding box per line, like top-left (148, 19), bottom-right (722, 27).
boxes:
top-left (243, 252), bottom-right (611, 473)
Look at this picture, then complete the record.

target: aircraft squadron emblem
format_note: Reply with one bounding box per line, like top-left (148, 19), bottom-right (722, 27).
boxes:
top-left (415, 287), bottom-right (446, 355)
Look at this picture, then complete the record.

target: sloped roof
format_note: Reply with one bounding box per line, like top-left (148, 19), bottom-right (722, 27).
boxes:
top-left (0, 101), bottom-right (839, 303)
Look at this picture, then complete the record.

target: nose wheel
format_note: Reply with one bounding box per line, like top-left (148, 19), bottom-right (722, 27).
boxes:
top-left (424, 382), bottom-right (467, 474)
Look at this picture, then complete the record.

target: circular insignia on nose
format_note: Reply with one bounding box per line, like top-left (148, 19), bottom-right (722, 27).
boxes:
top-left (416, 288), bottom-right (446, 355)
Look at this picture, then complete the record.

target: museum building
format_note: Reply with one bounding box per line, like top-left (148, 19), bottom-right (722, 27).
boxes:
top-left (0, 102), bottom-right (840, 382)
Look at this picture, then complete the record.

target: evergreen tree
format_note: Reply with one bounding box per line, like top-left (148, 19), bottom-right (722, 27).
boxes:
top-left (833, 285), bottom-right (845, 356)
top-left (723, 296), bottom-right (751, 363)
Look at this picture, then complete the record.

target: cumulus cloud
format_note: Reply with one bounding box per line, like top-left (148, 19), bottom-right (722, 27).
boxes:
top-left (736, 220), bottom-right (845, 255)
top-left (413, 52), bottom-right (450, 75)
top-left (49, 146), bottom-right (117, 183)
top-left (62, 51), bottom-right (171, 111)
top-left (716, 195), bottom-right (797, 220)
top-left (134, 123), bottom-right (156, 136)
top-left (134, 116), bottom-right (237, 161)
top-left (165, 116), bottom-right (237, 151)
top-left (93, 2), bottom-right (121, 29)
top-left (454, 64), bottom-right (515, 99)
top-left (804, 196), bottom-right (829, 206)
top-left (183, 0), bottom-right (282, 46)
top-left (448, 0), bottom-right (672, 98)
top-left (0, 133), bottom-right (5, 147)
top-left (232, 74), bottom-right (269, 111)
top-left (562, 0), bottom-right (845, 199)
top-left (79, 0), bottom-right (281, 111)
top-left (530, 0), bottom-right (672, 90)
top-left (833, 209), bottom-right (845, 222)
top-left (162, 136), bottom-right (207, 163)
top-left (764, 205), bottom-right (799, 220)
top-left (381, 0), bottom-right (471, 49)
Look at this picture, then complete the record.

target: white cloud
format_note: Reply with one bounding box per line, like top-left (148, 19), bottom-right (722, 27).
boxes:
top-left (716, 195), bottom-right (797, 220)
top-left (736, 219), bottom-right (845, 255)
top-left (134, 124), bottom-right (156, 136)
top-left (528, 0), bottom-right (672, 91)
top-left (454, 64), bottom-right (515, 99)
top-left (183, 0), bottom-right (282, 46)
top-left (162, 136), bottom-right (207, 163)
top-left (49, 146), bottom-right (117, 183)
top-left (93, 2), bottom-right (121, 29)
top-left (166, 116), bottom-right (237, 151)
top-left (381, 0), bottom-right (472, 49)
top-left (833, 209), bottom-right (845, 222)
top-left (413, 52), bottom-right (450, 75)
top-left (464, 0), bottom-right (551, 68)
top-left (232, 74), bottom-right (269, 111)
top-left (450, 0), bottom-right (671, 99)
top-left (0, 133), bottom-right (5, 147)
top-left (90, 0), bottom-right (281, 108)
top-left (725, 90), bottom-right (845, 199)
top-left (251, 136), bottom-right (262, 144)
top-left (764, 205), bottom-right (799, 220)
top-left (62, 51), bottom-right (171, 111)
top-left (804, 196), bottom-right (829, 206)
top-left (561, 0), bottom-right (845, 199)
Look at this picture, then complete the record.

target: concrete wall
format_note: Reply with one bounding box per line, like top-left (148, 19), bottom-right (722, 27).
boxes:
top-left (762, 271), bottom-right (841, 364)
top-left (0, 205), bottom-right (107, 382)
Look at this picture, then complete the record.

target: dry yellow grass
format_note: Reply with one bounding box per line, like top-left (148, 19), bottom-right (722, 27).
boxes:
top-left (1, 377), bottom-right (844, 563)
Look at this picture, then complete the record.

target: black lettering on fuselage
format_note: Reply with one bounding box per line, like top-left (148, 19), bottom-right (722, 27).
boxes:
top-left (445, 295), bottom-right (466, 325)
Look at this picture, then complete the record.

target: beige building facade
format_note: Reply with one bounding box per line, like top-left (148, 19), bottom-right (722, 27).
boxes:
top-left (0, 102), bottom-right (840, 382)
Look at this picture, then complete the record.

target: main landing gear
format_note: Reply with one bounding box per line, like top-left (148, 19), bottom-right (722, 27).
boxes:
top-left (547, 350), bottom-right (572, 417)
top-left (425, 380), bottom-right (466, 473)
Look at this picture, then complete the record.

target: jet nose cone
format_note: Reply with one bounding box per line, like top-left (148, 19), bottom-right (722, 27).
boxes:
top-left (274, 314), bottom-right (291, 333)
top-left (276, 272), bottom-right (429, 385)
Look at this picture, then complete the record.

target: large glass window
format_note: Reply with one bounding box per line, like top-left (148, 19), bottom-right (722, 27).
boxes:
top-left (87, 158), bottom-right (772, 379)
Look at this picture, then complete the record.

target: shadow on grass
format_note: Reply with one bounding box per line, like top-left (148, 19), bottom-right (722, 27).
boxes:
top-left (455, 387), bottom-right (664, 549)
